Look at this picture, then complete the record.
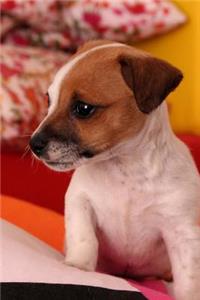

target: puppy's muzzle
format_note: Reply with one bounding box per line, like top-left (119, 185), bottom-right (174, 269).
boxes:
top-left (29, 127), bottom-right (96, 172)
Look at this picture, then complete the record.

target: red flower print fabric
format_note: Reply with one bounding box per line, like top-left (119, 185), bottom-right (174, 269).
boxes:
top-left (0, 45), bottom-right (69, 151)
top-left (1, 0), bottom-right (186, 50)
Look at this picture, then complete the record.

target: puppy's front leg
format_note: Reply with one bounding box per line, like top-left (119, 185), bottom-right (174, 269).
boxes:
top-left (64, 195), bottom-right (98, 272)
top-left (163, 224), bottom-right (200, 300)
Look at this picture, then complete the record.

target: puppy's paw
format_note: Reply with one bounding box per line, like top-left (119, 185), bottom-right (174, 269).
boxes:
top-left (64, 239), bottom-right (98, 272)
top-left (64, 256), bottom-right (96, 272)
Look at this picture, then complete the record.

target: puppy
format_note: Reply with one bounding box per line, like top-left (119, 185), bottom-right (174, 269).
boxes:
top-left (30, 40), bottom-right (200, 300)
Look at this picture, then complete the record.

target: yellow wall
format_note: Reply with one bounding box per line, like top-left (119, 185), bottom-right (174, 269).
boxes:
top-left (135, 0), bottom-right (200, 134)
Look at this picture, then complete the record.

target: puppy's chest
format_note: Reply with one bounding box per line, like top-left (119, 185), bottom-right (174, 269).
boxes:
top-left (89, 165), bottom-right (161, 259)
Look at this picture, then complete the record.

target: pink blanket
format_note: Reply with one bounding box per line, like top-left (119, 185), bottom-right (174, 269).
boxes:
top-left (1, 220), bottom-right (174, 300)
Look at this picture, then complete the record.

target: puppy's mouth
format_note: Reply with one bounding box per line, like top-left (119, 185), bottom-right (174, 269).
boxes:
top-left (43, 160), bottom-right (77, 171)
top-left (42, 149), bottom-right (95, 171)
top-left (30, 134), bottom-right (99, 171)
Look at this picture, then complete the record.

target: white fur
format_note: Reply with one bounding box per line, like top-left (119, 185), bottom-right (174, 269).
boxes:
top-left (65, 103), bottom-right (200, 300)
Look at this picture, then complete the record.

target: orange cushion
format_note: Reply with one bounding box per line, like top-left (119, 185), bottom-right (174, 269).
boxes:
top-left (0, 195), bottom-right (64, 252)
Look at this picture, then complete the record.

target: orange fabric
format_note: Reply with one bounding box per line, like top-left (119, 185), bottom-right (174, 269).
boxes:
top-left (0, 195), bottom-right (64, 252)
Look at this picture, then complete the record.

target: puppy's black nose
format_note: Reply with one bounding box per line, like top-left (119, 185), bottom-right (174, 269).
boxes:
top-left (29, 133), bottom-right (48, 157)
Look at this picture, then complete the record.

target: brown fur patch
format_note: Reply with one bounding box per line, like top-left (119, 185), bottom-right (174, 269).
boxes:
top-left (120, 55), bottom-right (183, 113)
top-left (54, 46), bottom-right (145, 153)
top-left (42, 40), bottom-right (182, 155)
top-left (159, 270), bottom-right (173, 282)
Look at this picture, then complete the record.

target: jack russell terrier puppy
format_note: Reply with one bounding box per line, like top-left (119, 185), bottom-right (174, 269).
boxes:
top-left (30, 40), bottom-right (200, 300)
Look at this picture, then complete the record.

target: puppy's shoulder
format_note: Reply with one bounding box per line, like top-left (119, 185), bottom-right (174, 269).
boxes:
top-left (65, 164), bottom-right (99, 199)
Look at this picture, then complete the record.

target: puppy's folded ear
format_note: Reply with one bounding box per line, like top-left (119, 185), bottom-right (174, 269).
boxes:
top-left (119, 55), bottom-right (183, 113)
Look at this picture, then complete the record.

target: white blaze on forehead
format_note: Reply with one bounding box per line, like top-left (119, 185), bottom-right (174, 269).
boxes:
top-left (48, 42), bottom-right (128, 114)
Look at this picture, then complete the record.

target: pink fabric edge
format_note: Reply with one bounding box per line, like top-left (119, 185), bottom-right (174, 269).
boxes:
top-left (127, 279), bottom-right (174, 300)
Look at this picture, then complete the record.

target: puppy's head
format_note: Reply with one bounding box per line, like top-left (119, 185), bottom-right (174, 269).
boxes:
top-left (30, 40), bottom-right (183, 171)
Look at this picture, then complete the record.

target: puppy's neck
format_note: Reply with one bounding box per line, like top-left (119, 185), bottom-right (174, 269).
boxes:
top-left (139, 102), bottom-right (174, 149)
top-left (90, 102), bottom-right (179, 184)
top-left (112, 102), bottom-right (174, 159)
top-left (95, 103), bottom-right (176, 186)
top-left (86, 102), bottom-right (178, 184)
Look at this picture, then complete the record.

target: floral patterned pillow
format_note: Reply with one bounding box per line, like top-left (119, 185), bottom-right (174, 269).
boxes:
top-left (0, 45), bottom-right (69, 151)
top-left (65, 0), bottom-right (187, 45)
top-left (1, 0), bottom-right (187, 50)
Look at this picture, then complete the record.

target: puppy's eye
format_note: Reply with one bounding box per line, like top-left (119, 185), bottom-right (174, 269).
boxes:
top-left (72, 101), bottom-right (96, 119)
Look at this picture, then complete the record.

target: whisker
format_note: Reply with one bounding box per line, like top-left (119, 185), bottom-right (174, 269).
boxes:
top-left (30, 155), bottom-right (40, 173)
top-left (31, 154), bottom-right (36, 167)
top-left (19, 134), bottom-right (32, 137)
top-left (20, 144), bottom-right (31, 160)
